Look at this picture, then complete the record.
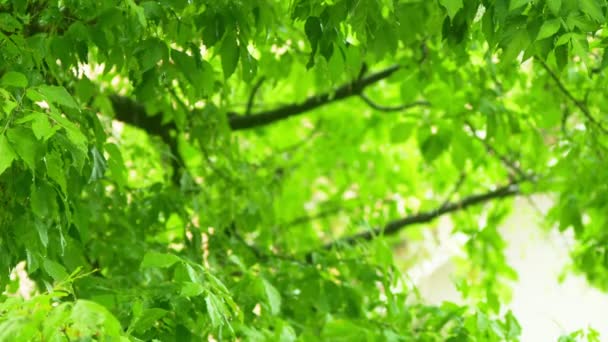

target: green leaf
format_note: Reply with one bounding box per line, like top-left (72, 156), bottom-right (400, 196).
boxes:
top-left (390, 122), bottom-right (415, 144)
top-left (43, 259), bottom-right (69, 281)
top-left (138, 39), bottom-right (165, 72)
top-left (46, 151), bottom-right (68, 194)
top-left (439, 0), bottom-right (463, 20)
top-left (37, 85), bottom-right (79, 109)
top-left (322, 319), bottom-right (367, 339)
top-left (71, 300), bottom-right (122, 335)
top-left (505, 310), bottom-right (522, 339)
top-left (0, 13), bottom-right (22, 32)
top-left (32, 115), bottom-right (57, 141)
top-left (89, 147), bottom-right (107, 182)
top-left (0, 71), bottom-right (28, 88)
top-left (501, 29), bottom-right (531, 62)
top-left (536, 19), bottom-right (561, 40)
top-left (31, 183), bottom-right (55, 219)
top-left (509, 0), bottom-right (530, 11)
top-left (16, 112), bottom-right (57, 141)
top-left (140, 251), bottom-right (181, 268)
top-left (48, 112), bottom-right (88, 153)
top-left (420, 129), bottom-right (452, 163)
top-left (132, 308), bottom-right (167, 333)
top-left (220, 32), bottom-right (240, 79)
top-left (35, 219), bottom-right (48, 247)
top-left (263, 279), bottom-right (281, 315)
top-left (126, 0), bottom-right (147, 28)
top-left (305, 16), bottom-right (323, 55)
top-left (205, 293), bottom-right (223, 327)
top-left (547, 0), bottom-right (562, 15)
top-left (181, 282), bottom-right (205, 297)
top-left (104, 143), bottom-right (127, 188)
top-left (400, 74), bottom-right (420, 103)
top-left (578, 0), bottom-right (604, 22)
top-left (555, 33), bottom-right (577, 46)
top-left (0, 135), bottom-right (16, 175)
top-left (6, 127), bottom-right (39, 170)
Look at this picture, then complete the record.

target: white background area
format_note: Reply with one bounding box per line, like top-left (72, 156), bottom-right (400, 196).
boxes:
top-left (413, 196), bottom-right (608, 341)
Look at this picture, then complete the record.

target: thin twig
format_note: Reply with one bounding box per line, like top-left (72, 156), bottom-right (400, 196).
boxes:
top-left (230, 226), bottom-right (310, 267)
top-left (439, 172), bottom-right (467, 210)
top-left (359, 93), bottom-right (430, 112)
top-left (245, 77), bottom-right (266, 116)
top-left (320, 180), bottom-right (521, 250)
top-left (228, 64), bottom-right (401, 130)
top-left (536, 57), bottom-right (608, 134)
top-left (464, 120), bottom-right (528, 179)
top-left (281, 207), bottom-right (344, 228)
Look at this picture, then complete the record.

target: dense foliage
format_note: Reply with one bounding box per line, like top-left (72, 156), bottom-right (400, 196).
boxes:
top-left (1, 0), bottom-right (608, 340)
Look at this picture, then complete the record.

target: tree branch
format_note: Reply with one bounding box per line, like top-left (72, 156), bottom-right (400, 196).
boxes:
top-left (108, 65), bottom-right (401, 138)
top-left (322, 181), bottom-right (520, 249)
top-left (359, 93), bottom-right (430, 112)
top-left (536, 58), bottom-right (608, 134)
top-left (227, 64), bottom-right (401, 130)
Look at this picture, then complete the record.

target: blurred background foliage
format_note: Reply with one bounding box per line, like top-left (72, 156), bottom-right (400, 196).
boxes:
top-left (0, 0), bottom-right (608, 340)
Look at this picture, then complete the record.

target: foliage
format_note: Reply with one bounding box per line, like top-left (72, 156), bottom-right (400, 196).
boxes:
top-left (1, 0), bottom-right (608, 340)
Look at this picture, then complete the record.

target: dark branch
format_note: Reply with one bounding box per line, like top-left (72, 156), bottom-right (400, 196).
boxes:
top-left (322, 181), bottom-right (520, 249)
top-left (359, 93), bottom-right (430, 112)
top-left (228, 65), bottom-right (401, 130)
top-left (108, 65), bottom-right (401, 138)
top-left (110, 94), bottom-right (177, 141)
top-left (536, 58), bottom-right (608, 134)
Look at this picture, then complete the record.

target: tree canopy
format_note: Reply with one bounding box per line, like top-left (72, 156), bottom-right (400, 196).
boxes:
top-left (1, 0), bottom-right (607, 340)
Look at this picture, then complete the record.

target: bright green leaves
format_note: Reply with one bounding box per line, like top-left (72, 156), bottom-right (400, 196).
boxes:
top-left (439, 0), bottom-right (463, 20)
top-left (509, 0), bottom-right (531, 11)
top-left (205, 293), bottom-right (224, 328)
top-left (220, 32), bottom-right (240, 79)
top-left (71, 300), bottom-right (123, 337)
top-left (547, 0), bottom-right (562, 15)
top-left (322, 319), bottom-right (369, 340)
top-left (15, 112), bottom-right (58, 141)
top-left (536, 19), bottom-right (562, 40)
top-left (578, 0), bottom-right (604, 22)
top-left (140, 251), bottom-right (181, 269)
top-left (43, 259), bottom-right (69, 282)
top-left (260, 278), bottom-right (282, 315)
top-left (0, 135), bottom-right (16, 175)
top-left (0, 71), bottom-right (28, 88)
top-left (181, 282), bottom-right (205, 297)
top-left (129, 307), bottom-right (168, 335)
top-left (36, 85), bottom-right (79, 109)
top-left (390, 122), bottom-right (416, 144)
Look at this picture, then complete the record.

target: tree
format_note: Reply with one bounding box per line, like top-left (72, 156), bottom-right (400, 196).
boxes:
top-left (0, 0), bottom-right (607, 340)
